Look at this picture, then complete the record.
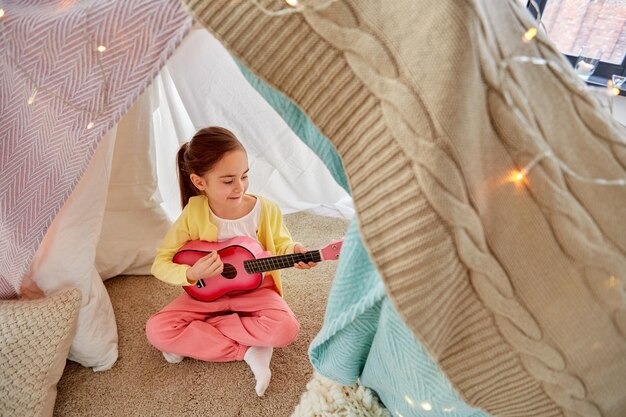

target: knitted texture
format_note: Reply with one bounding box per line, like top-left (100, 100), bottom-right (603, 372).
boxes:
top-left (314, 219), bottom-right (491, 416)
top-left (0, 288), bottom-right (81, 417)
top-left (184, 1), bottom-right (626, 416)
top-left (239, 60), bottom-right (490, 416)
top-left (292, 372), bottom-right (391, 417)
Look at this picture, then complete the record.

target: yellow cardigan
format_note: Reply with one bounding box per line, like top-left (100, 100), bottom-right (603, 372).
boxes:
top-left (151, 195), bottom-right (297, 297)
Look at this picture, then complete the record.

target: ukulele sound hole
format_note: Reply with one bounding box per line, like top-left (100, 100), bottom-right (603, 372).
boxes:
top-left (222, 264), bottom-right (237, 279)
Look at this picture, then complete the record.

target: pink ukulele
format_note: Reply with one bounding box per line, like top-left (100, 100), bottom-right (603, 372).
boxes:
top-left (173, 236), bottom-right (343, 302)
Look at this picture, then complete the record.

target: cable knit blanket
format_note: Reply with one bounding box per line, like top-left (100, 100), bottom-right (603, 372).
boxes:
top-left (184, 0), bottom-right (626, 416)
top-left (0, 0), bottom-right (192, 298)
top-left (239, 61), bottom-right (490, 416)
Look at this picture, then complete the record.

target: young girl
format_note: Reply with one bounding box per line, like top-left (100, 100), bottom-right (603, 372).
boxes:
top-left (146, 126), bottom-right (316, 397)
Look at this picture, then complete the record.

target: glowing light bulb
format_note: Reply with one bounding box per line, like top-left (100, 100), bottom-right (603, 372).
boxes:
top-left (511, 169), bottom-right (527, 184)
top-left (87, 122), bottom-right (95, 129)
top-left (605, 80), bottom-right (620, 96)
top-left (0, 9), bottom-right (5, 18)
top-left (523, 27), bottom-right (537, 43)
top-left (420, 402), bottom-right (433, 411)
top-left (607, 276), bottom-right (619, 288)
top-left (96, 45), bottom-right (107, 52)
top-left (27, 88), bottom-right (38, 105)
top-left (285, 0), bottom-right (298, 6)
top-left (404, 396), bottom-right (414, 407)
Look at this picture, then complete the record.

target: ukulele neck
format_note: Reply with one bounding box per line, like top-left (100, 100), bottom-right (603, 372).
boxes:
top-left (244, 251), bottom-right (322, 273)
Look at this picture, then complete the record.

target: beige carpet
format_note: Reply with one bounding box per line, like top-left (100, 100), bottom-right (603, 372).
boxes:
top-left (54, 212), bottom-right (360, 417)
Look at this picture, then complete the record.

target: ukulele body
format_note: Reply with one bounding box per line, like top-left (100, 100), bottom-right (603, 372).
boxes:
top-left (173, 236), bottom-right (270, 302)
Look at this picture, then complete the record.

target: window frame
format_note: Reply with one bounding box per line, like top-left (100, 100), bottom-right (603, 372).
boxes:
top-left (527, 0), bottom-right (626, 88)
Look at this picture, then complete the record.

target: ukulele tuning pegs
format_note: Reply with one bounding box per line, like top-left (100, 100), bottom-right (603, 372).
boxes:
top-left (320, 239), bottom-right (343, 262)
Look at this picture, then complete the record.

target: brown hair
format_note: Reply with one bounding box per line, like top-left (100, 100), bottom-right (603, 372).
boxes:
top-left (177, 126), bottom-right (244, 208)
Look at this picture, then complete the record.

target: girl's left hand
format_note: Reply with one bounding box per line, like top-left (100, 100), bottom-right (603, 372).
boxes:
top-left (293, 244), bottom-right (317, 269)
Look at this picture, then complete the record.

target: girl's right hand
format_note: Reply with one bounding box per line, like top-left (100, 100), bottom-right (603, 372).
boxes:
top-left (186, 251), bottom-right (223, 282)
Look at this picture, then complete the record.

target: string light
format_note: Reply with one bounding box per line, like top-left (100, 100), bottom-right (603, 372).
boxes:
top-left (607, 80), bottom-right (620, 97)
top-left (249, 0), bottom-right (624, 189)
top-left (511, 169), bottom-right (526, 184)
top-left (522, 27), bottom-right (537, 43)
top-left (419, 401), bottom-right (433, 411)
top-left (0, 3), bottom-right (109, 130)
top-left (250, 0), bottom-right (338, 16)
top-left (499, 13), bottom-right (626, 188)
top-left (607, 276), bottom-right (619, 288)
top-left (520, 153), bottom-right (549, 179)
top-left (27, 87), bottom-right (38, 105)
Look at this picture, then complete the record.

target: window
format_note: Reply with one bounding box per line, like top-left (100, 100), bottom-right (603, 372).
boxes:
top-left (527, 0), bottom-right (626, 84)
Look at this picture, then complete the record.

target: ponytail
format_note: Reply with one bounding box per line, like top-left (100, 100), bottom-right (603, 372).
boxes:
top-left (177, 143), bottom-right (198, 209)
top-left (177, 127), bottom-right (245, 209)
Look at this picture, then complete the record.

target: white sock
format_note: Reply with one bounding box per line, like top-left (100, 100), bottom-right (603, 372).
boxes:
top-left (162, 351), bottom-right (184, 364)
top-left (243, 346), bottom-right (273, 396)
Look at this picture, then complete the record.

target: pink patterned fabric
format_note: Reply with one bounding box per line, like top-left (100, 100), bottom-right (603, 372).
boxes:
top-left (0, 0), bottom-right (192, 298)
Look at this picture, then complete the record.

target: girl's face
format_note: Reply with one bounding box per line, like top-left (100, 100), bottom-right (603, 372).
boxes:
top-left (191, 149), bottom-right (250, 217)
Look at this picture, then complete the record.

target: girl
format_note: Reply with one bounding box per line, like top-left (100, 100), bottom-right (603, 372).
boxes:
top-left (146, 126), bottom-right (316, 397)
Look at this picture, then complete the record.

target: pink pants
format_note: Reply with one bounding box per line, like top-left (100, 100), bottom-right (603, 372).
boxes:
top-left (145, 278), bottom-right (299, 362)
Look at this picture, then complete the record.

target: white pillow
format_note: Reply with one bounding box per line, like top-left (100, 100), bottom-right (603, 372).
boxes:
top-left (30, 128), bottom-right (118, 372)
top-left (95, 83), bottom-right (171, 279)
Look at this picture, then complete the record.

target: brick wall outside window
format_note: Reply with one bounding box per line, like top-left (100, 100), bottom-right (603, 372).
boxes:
top-left (541, 0), bottom-right (626, 64)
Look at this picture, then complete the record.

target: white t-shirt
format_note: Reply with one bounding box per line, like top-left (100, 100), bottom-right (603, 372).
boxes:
top-left (211, 197), bottom-right (261, 242)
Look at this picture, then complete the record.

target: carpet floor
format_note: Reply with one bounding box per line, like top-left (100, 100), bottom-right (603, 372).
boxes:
top-left (54, 212), bottom-right (356, 417)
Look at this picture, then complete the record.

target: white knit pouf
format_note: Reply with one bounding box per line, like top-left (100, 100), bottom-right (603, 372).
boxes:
top-left (292, 372), bottom-right (391, 417)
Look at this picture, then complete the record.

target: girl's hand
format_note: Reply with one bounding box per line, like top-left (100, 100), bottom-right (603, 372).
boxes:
top-left (186, 251), bottom-right (224, 282)
top-left (293, 244), bottom-right (317, 269)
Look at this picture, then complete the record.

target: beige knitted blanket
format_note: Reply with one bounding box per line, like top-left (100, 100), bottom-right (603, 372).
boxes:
top-left (182, 1), bottom-right (626, 416)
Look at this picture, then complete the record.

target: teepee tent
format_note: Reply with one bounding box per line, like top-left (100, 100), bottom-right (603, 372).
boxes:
top-left (3, 1), bottom-right (626, 417)
top-left (1, 4), bottom-right (352, 372)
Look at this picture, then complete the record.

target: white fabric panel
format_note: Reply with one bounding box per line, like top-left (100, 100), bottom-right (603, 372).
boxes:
top-left (95, 86), bottom-right (172, 279)
top-left (30, 129), bottom-right (119, 372)
top-left (158, 28), bottom-right (354, 221)
top-left (151, 68), bottom-right (197, 219)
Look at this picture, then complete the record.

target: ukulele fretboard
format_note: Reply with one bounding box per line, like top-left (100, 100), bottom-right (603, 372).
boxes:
top-left (244, 251), bottom-right (322, 273)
